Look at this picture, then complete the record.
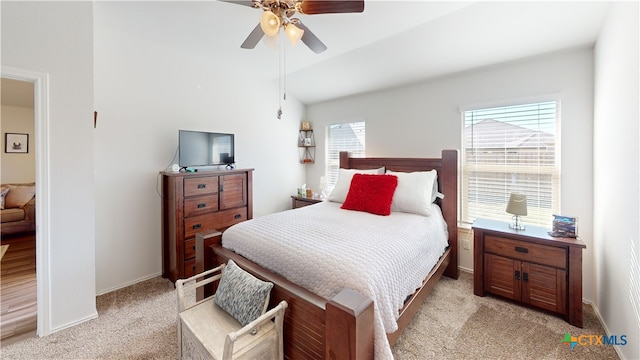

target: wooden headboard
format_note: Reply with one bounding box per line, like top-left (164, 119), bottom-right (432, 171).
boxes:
top-left (339, 150), bottom-right (459, 279)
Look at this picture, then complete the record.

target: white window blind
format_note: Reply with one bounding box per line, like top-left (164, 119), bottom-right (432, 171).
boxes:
top-left (325, 121), bottom-right (365, 190)
top-left (462, 101), bottom-right (560, 227)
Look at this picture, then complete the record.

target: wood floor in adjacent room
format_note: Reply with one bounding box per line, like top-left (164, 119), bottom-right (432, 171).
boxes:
top-left (0, 232), bottom-right (37, 343)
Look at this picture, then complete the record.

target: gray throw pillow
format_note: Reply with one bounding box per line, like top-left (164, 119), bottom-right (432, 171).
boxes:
top-left (214, 259), bottom-right (274, 326)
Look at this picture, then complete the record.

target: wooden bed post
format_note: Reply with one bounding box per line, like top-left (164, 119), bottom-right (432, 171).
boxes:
top-left (325, 289), bottom-right (374, 360)
top-left (195, 230), bottom-right (222, 300)
top-left (441, 149), bottom-right (459, 279)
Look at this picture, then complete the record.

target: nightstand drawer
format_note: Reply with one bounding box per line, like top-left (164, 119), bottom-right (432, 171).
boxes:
top-left (291, 195), bottom-right (322, 209)
top-left (485, 235), bottom-right (566, 269)
top-left (294, 199), bottom-right (316, 208)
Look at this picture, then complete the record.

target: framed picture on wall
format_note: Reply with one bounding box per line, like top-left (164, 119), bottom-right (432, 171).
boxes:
top-left (5, 133), bottom-right (29, 153)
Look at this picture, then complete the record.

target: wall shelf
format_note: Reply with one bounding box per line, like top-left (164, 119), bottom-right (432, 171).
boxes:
top-left (298, 129), bottom-right (315, 164)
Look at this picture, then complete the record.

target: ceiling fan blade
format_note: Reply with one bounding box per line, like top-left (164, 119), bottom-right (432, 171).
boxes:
top-left (299, 0), bottom-right (364, 15)
top-left (296, 21), bottom-right (327, 54)
top-left (240, 23), bottom-right (265, 49)
top-left (219, 0), bottom-right (260, 8)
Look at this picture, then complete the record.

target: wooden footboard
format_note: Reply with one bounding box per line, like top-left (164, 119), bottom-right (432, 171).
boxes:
top-left (196, 231), bottom-right (452, 359)
top-left (196, 231), bottom-right (374, 359)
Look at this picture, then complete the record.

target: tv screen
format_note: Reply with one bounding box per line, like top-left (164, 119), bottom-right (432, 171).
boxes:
top-left (178, 130), bottom-right (234, 167)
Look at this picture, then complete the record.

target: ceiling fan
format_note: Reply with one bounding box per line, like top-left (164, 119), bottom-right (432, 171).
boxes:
top-left (224, 0), bottom-right (365, 54)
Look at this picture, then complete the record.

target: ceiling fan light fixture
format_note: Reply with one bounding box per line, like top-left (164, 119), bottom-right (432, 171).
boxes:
top-left (285, 23), bottom-right (304, 46)
top-left (260, 10), bottom-right (280, 37)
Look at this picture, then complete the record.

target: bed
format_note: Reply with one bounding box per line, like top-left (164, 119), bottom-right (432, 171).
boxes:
top-left (197, 150), bottom-right (458, 359)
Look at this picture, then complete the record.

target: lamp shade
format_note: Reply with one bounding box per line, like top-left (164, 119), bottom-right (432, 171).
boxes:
top-left (260, 11), bottom-right (281, 37)
top-left (285, 23), bottom-right (304, 46)
top-left (506, 193), bottom-right (527, 216)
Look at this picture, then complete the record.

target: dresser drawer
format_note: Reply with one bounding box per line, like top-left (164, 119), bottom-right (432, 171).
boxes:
top-left (184, 195), bottom-right (218, 217)
top-left (184, 177), bottom-right (218, 197)
top-left (184, 238), bottom-right (196, 260)
top-left (184, 207), bottom-right (247, 238)
top-left (485, 235), bottom-right (566, 269)
top-left (211, 207), bottom-right (248, 230)
top-left (184, 258), bottom-right (196, 278)
top-left (184, 213), bottom-right (221, 239)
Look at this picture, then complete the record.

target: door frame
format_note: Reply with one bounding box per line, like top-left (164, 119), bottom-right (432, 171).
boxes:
top-left (2, 66), bottom-right (52, 336)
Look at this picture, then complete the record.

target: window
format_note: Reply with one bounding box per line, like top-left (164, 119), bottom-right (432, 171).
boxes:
top-left (462, 101), bottom-right (560, 226)
top-left (325, 121), bottom-right (365, 191)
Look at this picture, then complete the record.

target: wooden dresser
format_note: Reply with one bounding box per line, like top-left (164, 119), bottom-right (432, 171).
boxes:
top-left (472, 218), bottom-right (586, 327)
top-left (161, 168), bottom-right (253, 282)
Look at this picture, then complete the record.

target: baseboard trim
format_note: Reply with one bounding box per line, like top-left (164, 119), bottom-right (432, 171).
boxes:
top-left (95, 272), bottom-right (163, 296)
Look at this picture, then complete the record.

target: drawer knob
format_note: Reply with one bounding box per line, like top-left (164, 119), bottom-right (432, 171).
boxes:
top-left (523, 272), bottom-right (529, 282)
top-left (192, 224), bottom-right (202, 230)
top-left (515, 246), bottom-right (529, 253)
top-left (197, 203), bottom-right (206, 208)
top-left (514, 270), bottom-right (521, 280)
top-left (234, 214), bottom-right (241, 219)
top-left (197, 184), bottom-right (206, 189)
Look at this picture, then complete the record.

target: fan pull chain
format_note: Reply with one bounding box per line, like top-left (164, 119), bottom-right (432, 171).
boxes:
top-left (277, 33), bottom-right (283, 119)
top-left (283, 36), bottom-right (287, 101)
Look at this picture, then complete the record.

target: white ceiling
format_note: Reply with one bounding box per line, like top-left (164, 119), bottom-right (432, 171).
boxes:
top-left (1, 1), bottom-right (612, 106)
top-left (214, 0), bottom-right (611, 104)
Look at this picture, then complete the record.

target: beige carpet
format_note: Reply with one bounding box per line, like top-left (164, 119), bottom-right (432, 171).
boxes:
top-left (0, 272), bottom-right (619, 359)
top-left (0, 245), bottom-right (8, 260)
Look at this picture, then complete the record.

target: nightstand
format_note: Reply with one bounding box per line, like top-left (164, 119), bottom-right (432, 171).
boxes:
top-left (291, 196), bottom-right (322, 209)
top-left (472, 218), bottom-right (586, 327)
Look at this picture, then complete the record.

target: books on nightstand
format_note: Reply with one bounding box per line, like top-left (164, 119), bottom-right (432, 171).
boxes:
top-left (548, 214), bottom-right (578, 238)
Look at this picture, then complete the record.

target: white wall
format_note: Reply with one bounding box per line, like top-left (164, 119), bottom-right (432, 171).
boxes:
top-left (1, 105), bottom-right (35, 184)
top-left (1, 1), bottom-right (96, 332)
top-left (306, 48), bottom-right (596, 300)
top-left (2, 0), bottom-right (306, 333)
top-left (93, 2), bottom-right (306, 293)
top-left (593, 3), bottom-right (639, 359)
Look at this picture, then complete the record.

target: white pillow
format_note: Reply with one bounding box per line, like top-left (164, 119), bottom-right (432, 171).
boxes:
top-left (328, 167), bottom-right (385, 203)
top-left (431, 172), bottom-right (444, 203)
top-left (386, 170), bottom-right (438, 216)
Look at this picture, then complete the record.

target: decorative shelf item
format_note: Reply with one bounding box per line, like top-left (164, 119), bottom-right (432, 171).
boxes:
top-left (299, 121), bottom-right (315, 164)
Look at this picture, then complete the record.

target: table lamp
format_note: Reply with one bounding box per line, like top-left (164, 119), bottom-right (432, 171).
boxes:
top-left (506, 193), bottom-right (527, 230)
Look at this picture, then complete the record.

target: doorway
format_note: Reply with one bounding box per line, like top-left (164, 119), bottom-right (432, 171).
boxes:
top-left (0, 78), bottom-right (36, 343)
top-left (1, 67), bottom-right (52, 341)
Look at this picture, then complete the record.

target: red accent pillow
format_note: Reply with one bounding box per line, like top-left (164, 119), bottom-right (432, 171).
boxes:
top-left (341, 174), bottom-right (398, 216)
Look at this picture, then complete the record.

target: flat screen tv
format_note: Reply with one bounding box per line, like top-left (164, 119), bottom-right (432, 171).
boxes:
top-left (178, 130), bottom-right (234, 167)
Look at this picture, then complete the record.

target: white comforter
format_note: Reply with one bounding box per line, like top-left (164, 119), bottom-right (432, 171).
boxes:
top-left (222, 201), bottom-right (449, 359)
